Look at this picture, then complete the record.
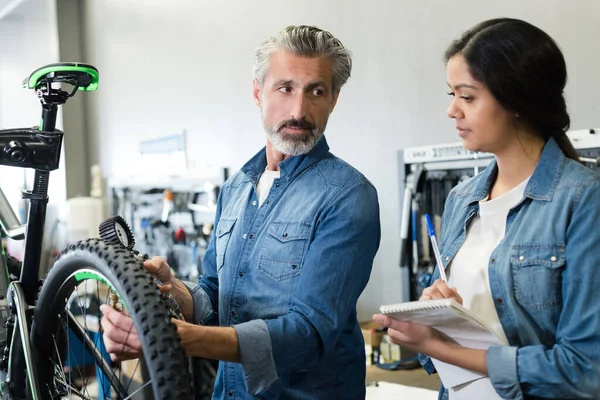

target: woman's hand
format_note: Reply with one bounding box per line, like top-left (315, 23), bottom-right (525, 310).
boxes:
top-left (419, 279), bottom-right (463, 304)
top-left (372, 314), bottom-right (446, 354)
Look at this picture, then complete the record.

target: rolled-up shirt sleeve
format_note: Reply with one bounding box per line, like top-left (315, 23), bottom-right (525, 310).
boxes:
top-left (182, 281), bottom-right (216, 325)
top-left (233, 319), bottom-right (279, 397)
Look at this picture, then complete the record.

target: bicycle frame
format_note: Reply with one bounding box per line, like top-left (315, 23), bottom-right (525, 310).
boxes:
top-left (0, 101), bottom-right (62, 399)
top-left (0, 101), bottom-right (110, 400)
top-left (0, 103), bottom-right (141, 400)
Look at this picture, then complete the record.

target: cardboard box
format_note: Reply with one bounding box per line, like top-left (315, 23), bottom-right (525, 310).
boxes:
top-left (360, 321), bottom-right (385, 346)
top-left (360, 321), bottom-right (385, 365)
top-left (380, 334), bottom-right (418, 363)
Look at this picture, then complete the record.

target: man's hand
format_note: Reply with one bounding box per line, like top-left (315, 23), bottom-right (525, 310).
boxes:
top-left (419, 279), bottom-right (463, 304)
top-left (143, 256), bottom-right (194, 320)
top-left (100, 304), bottom-right (142, 361)
top-left (144, 256), bottom-right (175, 294)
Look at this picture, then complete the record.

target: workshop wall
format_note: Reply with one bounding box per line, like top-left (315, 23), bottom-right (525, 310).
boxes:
top-left (77, 0), bottom-right (600, 321)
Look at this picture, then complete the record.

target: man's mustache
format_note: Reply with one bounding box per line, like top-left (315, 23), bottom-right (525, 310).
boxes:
top-left (277, 118), bottom-right (316, 132)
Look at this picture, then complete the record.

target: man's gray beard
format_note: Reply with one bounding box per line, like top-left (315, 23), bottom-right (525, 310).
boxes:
top-left (264, 123), bottom-right (325, 156)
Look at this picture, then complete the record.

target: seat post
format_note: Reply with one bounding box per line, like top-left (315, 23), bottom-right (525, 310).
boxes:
top-left (19, 102), bottom-right (58, 305)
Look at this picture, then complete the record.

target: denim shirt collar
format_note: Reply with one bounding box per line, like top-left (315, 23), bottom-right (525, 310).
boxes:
top-left (241, 135), bottom-right (331, 183)
top-left (468, 137), bottom-right (566, 206)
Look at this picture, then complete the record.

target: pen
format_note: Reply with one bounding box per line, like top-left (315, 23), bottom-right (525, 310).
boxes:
top-left (424, 213), bottom-right (447, 283)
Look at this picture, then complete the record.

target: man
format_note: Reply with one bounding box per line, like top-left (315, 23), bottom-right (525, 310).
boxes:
top-left (101, 25), bottom-right (381, 399)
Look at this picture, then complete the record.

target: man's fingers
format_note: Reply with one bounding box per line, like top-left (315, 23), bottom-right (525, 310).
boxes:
top-left (102, 320), bottom-right (141, 349)
top-left (100, 305), bottom-right (138, 334)
top-left (99, 304), bottom-right (142, 353)
top-left (103, 335), bottom-right (139, 355)
top-left (102, 333), bottom-right (142, 359)
top-left (158, 284), bottom-right (172, 293)
top-left (144, 256), bottom-right (169, 277)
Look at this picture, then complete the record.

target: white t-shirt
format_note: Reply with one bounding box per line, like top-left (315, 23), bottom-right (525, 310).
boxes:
top-left (446, 176), bottom-right (530, 399)
top-left (256, 167), bottom-right (280, 206)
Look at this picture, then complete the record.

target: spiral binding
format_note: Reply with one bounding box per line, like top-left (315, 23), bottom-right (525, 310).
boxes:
top-left (380, 298), bottom-right (452, 314)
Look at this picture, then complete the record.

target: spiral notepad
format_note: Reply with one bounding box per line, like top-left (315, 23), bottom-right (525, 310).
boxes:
top-left (379, 298), bottom-right (504, 344)
top-left (380, 298), bottom-right (506, 391)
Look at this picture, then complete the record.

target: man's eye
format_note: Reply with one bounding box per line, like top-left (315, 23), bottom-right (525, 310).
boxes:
top-left (278, 87), bottom-right (292, 93)
top-left (312, 89), bottom-right (324, 96)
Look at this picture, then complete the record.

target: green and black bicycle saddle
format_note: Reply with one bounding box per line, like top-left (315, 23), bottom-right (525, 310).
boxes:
top-left (22, 62), bottom-right (99, 91)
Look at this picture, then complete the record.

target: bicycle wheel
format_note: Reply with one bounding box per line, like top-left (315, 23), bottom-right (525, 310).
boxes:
top-left (31, 238), bottom-right (193, 399)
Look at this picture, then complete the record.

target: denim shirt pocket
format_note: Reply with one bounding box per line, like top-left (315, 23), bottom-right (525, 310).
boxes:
top-left (511, 243), bottom-right (565, 311)
top-left (258, 222), bottom-right (310, 281)
top-left (215, 218), bottom-right (237, 271)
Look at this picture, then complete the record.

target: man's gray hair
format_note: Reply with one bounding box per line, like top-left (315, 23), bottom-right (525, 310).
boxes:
top-left (253, 25), bottom-right (352, 93)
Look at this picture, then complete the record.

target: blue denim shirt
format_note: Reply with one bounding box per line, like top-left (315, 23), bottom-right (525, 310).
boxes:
top-left (186, 136), bottom-right (381, 399)
top-left (420, 138), bottom-right (600, 399)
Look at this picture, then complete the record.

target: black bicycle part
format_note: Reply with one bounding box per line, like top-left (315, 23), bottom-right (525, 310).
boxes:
top-left (0, 129), bottom-right (63, 172)
top-left (99, 216), bottom-right (135, 250)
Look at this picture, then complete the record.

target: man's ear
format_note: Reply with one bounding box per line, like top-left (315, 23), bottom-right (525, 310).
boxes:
top-left (330, 90), bottom-right (340, 113)
top-left (253, 79), bottom-right (262, 107)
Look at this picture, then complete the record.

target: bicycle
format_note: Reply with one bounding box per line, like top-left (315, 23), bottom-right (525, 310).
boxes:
top-left (0, 63), bottom-right (193, 399)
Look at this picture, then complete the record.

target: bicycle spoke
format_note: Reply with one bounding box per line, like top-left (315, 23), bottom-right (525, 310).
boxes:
top-left (59, 314), bottom-right (91, 399)
top-left (67, 309), bottom-right (129, 398)
top-left (123, 379), bottom-right (152, 400)
top-left (124, 359), bottom-right (141, 394)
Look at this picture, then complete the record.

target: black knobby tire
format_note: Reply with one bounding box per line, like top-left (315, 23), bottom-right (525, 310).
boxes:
top-left (31, 238), bottom-right (193, 399)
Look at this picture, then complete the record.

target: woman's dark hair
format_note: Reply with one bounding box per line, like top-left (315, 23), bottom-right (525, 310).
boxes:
top-left (445, 18), bottom-right (579, 160)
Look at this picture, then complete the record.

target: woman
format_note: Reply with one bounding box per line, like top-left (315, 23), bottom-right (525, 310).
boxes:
top-left (373, 18), bottom-right (600, 399)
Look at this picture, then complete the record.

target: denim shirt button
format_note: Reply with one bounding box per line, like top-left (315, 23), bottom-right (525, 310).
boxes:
top-left (445, 256), bottom-right (450, 261)
top-left (231, 310), bottom-right (237, 316)
top-left (227, 390), bottom-right (233, 396)
top-left (282, 232), bottom-right (288, 238)
top-left (242, 233), bottom-right (247, 240)
top-left (252, 200), bottom-right (257, 206)
top-left (519, 255), bottom-right (525, 261)
top-left (550, 256), bottom-right (557, 262)
top-left (496, 297), bottom-right (502, 304)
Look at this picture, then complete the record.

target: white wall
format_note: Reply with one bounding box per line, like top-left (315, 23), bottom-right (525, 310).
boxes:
top-left (80, 0), bottom-right (600, 321)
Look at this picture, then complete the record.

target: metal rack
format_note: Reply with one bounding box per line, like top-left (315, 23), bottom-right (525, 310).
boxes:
top-left (108, 169), bottom-right (227, 282)
top-left (398, 128), bottom-right (600, 302)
